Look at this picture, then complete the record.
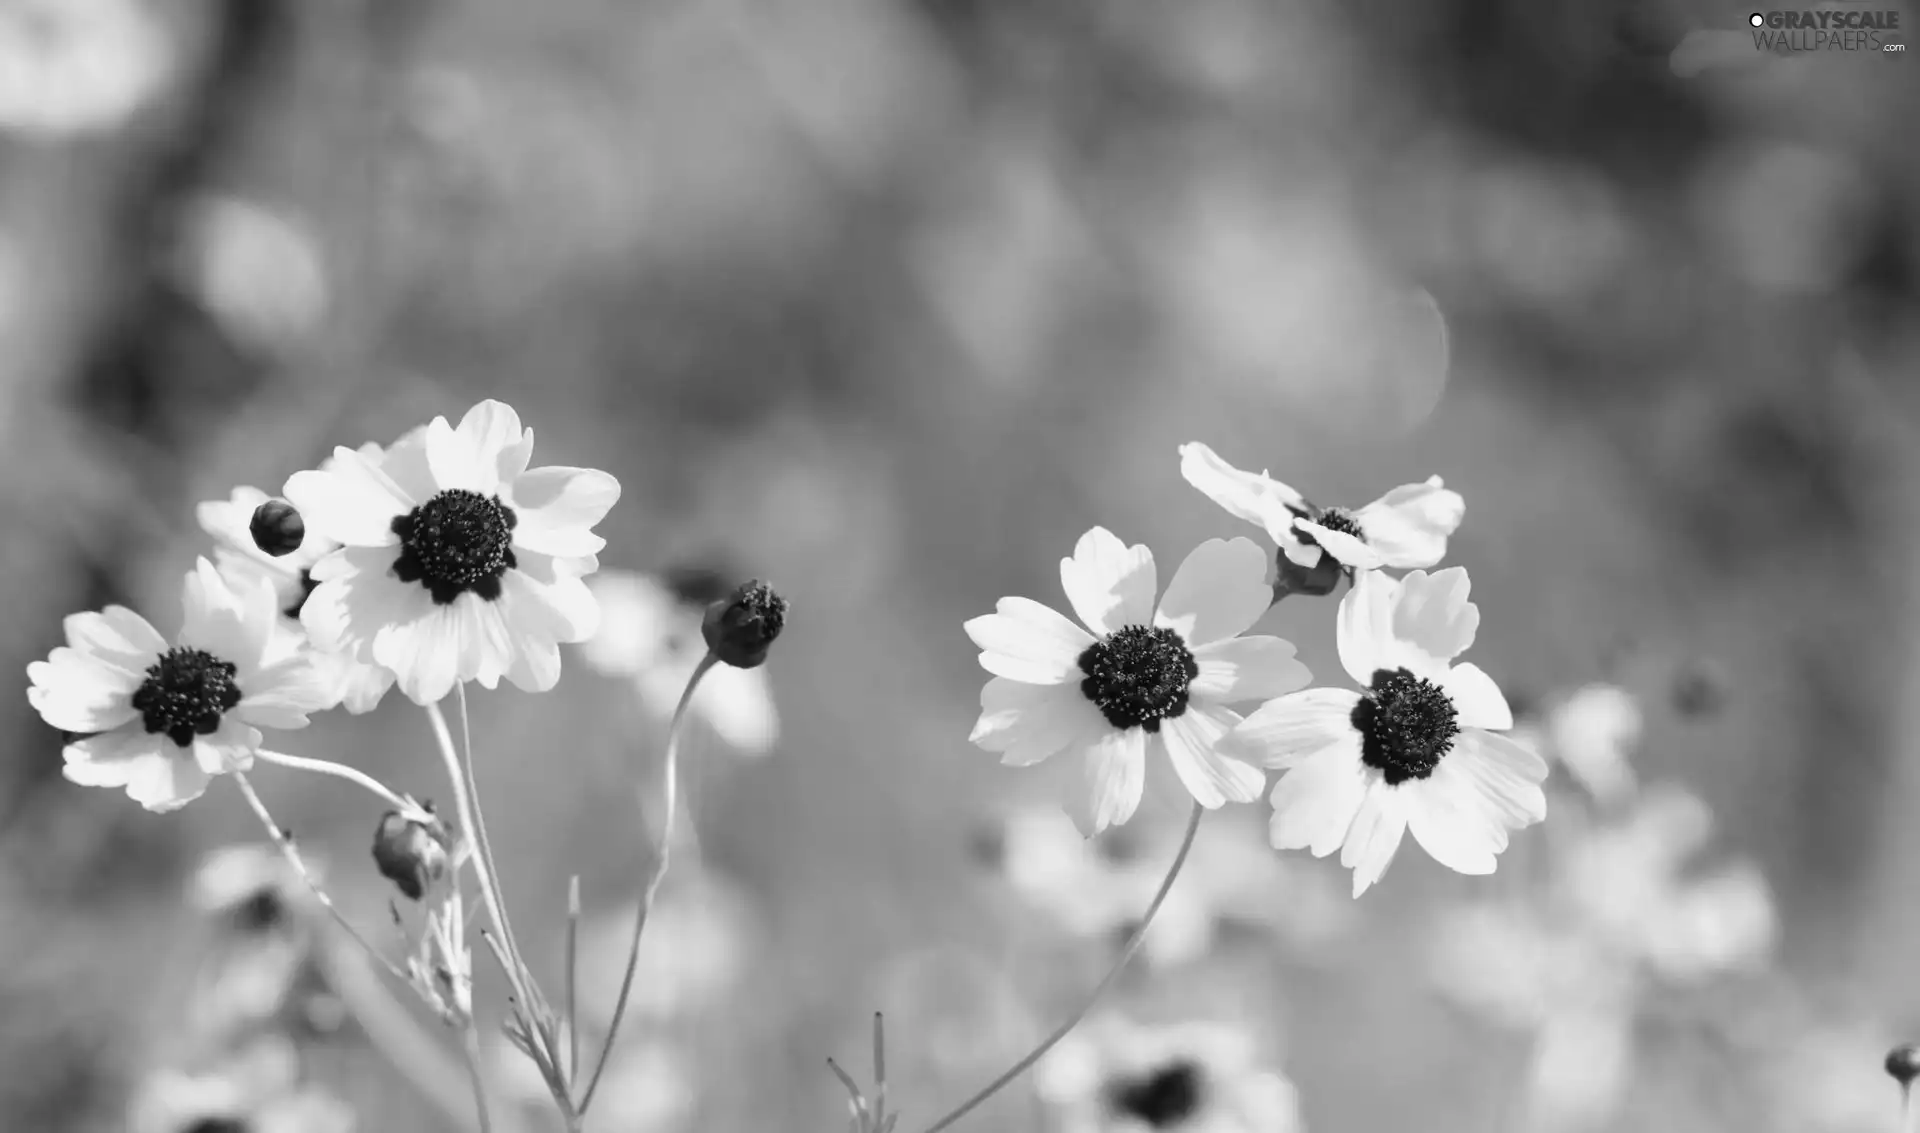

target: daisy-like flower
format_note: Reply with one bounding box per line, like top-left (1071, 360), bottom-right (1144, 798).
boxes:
top-left (1178, 441), bottom-right (1463, 586)
top-left (1228, 567), bottom-right (1546, 896)
top-left (129, 1036), bottom-right (357, 1133)
top-left (1036, 1015), bottom-right (1303, 1133)
top-left (198, 482), bottom-right (396, 713)
top-left (966, 528), bottom-right (1311, 836)
top-left (581, 567), bottom-right (779, 755)
top-left (27, 560), bottom-right (332, 812)
top-left (284, 400), bottom-right (618, 705)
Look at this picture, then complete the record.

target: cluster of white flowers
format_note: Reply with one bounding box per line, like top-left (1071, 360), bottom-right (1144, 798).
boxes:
top-left (27, 400), bottom-right (618, 812)
top-left (967, 442), bottom-right (1548, 897)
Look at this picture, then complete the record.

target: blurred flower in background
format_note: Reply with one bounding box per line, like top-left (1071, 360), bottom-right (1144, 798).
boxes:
top-left (1035, 1014), bottom-right (1302, 1133)
top-left (129, 1035), bottom-right (356, 1133)
top-left (0, 0), bottom-right (172, 138)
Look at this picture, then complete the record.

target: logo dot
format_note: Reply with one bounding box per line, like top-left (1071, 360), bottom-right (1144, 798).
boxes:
top-left (1749, 12), bottom-right (1765, 26)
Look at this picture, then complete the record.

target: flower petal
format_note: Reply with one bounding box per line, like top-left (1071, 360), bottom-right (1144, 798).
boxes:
top-left (510, 467), bottom-right (619, 558)
top-left (1341, 780), bottom-right (1409, 897)
top-left (456, 400), bottom-right (530, 488)
top-left (1404, 767), bottom-right (1501, 876)
top-left (1336, 569), bottom-right (1430, 684)
top-left (1177, 442), bottom-right (1306, 543)
top-left (284, 447), bottom-right (412, 547)
top-left (1355, 477), bottom-right (1463, 569)
top-left (180, 559), bottom-right (272, 670)
top-left (1390, 567), bottom-right (1479, 664)
top-left (1189, 636), bottom-right (1311, 705)
top-left (1295, 520), bottom-right (1382, 570)
top-left (1441, 662), bottom-right (1512, 730)
top-left (64, 604), bottom-right (167, 670)
top-left (1226, 687), bottom-right (1363, 769)
top-left (61, 729), bottom-right (159, 789)
top-left (424, 414), bottom-right (493, 495)
top-left (371, 602), bottom-right (467, 705)
top-left (191, 717), bottom-right (262, 775)
top-left (235, 656), bottom-right (336, 730)
top-left (1268, 743), bottom-right (1370, 857)
top-left (28, 649), bottom-right (140, 732)
top-left (1058, 527), bottom-right (1155, 636)
top-left (1446, 731), bottom-right (1548, 831)
top-left (965, 598), bottom-right (1095, 685)
top-left (1154, 537), bottom-right (1272, 647)
top-left (1160, 704), bottom-right (1264, 808)
top-left (1071, 727), bottom-right (1147, 836)
top-left (301, 546), bottom-right (424, 657)
top-left (501, 568), bottom-right (600, 645)
top-left (970, 678), bottom-right (1100, 767)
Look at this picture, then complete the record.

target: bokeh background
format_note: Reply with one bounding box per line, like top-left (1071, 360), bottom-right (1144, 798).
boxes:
top-left (3, 0), bottom-right (1919, 1130)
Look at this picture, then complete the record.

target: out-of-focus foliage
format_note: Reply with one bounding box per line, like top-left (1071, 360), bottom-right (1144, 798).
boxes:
top-left (2, 0), bottom-right (1918, 1130)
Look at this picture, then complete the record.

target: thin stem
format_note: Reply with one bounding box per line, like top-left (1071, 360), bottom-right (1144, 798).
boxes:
top-left (425, 698), bottom-right (538, 1017)
top-left (460, 1026), bottom-right (495, 1133)
top-left (1904, 1084), bottom-right (1919, 1133)
top-left (456, 683), bottom-right (533, 984)
top-left (254, 747), bottom-right (413, 812)
top-left (566, 874), bottom-right (581, 1085)
top-left (914, 801), bottom-right (1206, 1133)
top-left (229, 771), bottom-right (408, 983)
top-left (576, 652), bottom-right (719, 1114)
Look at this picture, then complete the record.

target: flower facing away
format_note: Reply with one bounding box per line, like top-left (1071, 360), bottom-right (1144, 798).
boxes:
top-left (27, 560), bottom-right (333, 812)
top-left (199, 482), bottom-right (396, 713)
top-left (581, 568), bottom-right (780, 754)
top-left (284, 400), bottom-right (619, 705)
top-left (1036, 1015), bottom-right (1303, 1133)
top-left (1227, 567), bottom-right (1546, 896)
top-left (1178, 441), bottom-right (1464, 588)
top-left (966, 528), bottom-right (1311, 836)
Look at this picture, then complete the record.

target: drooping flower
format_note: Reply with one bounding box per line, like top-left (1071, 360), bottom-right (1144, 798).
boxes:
top-left (966, 528), bottom-right (1311, 836)
top-left (284, 400), bottom-right (618, 705)
top-left (27, 560), bottom-right (333, 812)
top-left (580, 568), bottom-right (780, 755)
top-left (1228, 567), bottom-right (1545, 896)
top-left (1035, 1015), bottom-right (1304, 1133)
top-left (198, 481), bottom-right (395, 713)
top-left (1179, 441), bottom-right (1464, 585)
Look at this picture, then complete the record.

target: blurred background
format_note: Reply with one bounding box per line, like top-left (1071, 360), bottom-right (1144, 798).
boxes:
top-left (2, 0), bottom-right (1918, 1130)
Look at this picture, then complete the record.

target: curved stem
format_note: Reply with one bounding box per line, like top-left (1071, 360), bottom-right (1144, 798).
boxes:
top-left (576, 652), bottom-right (718, 1115)
top-left (254, 747), bottom-right (413, 812)
top-left (460, 1026), bottom-right (495, 1133)
top-left (455, 683), bottom-right (534, 992)
top-left (425, 697), bottom-right (538, 1019)
top-left (915, 802), bottom-right (1206, 1133)
top-left (229, 771), bottom-right (408, 984)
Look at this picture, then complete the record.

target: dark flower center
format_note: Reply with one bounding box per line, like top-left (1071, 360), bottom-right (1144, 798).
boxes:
top-left (283, 568), bottom-right (320, 620)
top-left (1077, 625), bottom-right (1198, 733)
top-left (1301, 506), bottom-right (1365, 544)
top-left (390, 489), bottom-right (518, 605)
top-left (1108, 1059), bottom-right (1205, 1126)
top-left (1352, 667), bottom-right (1459, 784)
top-left (131, 647), bottom-right (243, 748)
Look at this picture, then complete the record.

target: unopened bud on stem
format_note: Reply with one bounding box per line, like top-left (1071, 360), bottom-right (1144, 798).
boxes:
top-left (372, 804), bottom-right (451, 901)
top-left (702, 580), bottom-right (788, 668)
top-left (250, 499), bottom-right (305, 557)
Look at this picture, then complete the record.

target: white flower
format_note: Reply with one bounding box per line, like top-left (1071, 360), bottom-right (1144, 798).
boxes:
top-left (1036, 1015), bottom-right (1303, 1133)
top-left (129, 1036), bottom-right (356, 1133)
top-left (27, 559), bottom-right (333, 812)
top-left (581, 568), bottom-right (779, 754)
top-left (1545, 683), bottom-right (1641, 806)
top-left (1229, 567), bottom-right (1546, 896)
top-left (1179, 441), bottom-right (1463, 573)
top-left (198, 482), bottom-right (396, 713)
top-left (966, 528), bottom-right (1312, 835)
top-left (284, 400), bottom-right (619, 705)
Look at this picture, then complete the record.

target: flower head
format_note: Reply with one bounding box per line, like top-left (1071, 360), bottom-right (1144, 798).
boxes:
top-left (283, 400), bottom-right (619, 705)
top-left (199, 481), bottom-right (396, 713)
top-left (1036, 1015), bottom-right (1302, 1133)
top-left (1179, 441), bottom-right (1464, 579)
top-left (371, 804), bottom-right (451, 901)
top-left (1228, 567), bottom-right (1546, 896)
top-left (581, 568), bottom-right (780, 755)
top-left (702, 579), bottom-right (787, 669)
top-left (966, 528), bottom-right (1311, 836)
top-left (27, 560), bottom-right (332, 812)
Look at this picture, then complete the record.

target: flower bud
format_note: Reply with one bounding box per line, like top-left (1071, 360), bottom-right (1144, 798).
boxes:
top-left (702, 580), bottom-right (787, 669)
top-left (1888, 1043), bottom-right (1920, 1088)
top-left (250, 499), bottom-right (305, 557)
top-left (371, 806), bottom-right (450, 901)
top-left (1272, 550), bottom-right (1345, 601)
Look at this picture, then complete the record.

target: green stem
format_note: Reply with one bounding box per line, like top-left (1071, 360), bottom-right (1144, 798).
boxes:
top-left (575, 653), bottom-right (718, 1115)
top-left (915, 802), bottom-right (1206, 1133)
